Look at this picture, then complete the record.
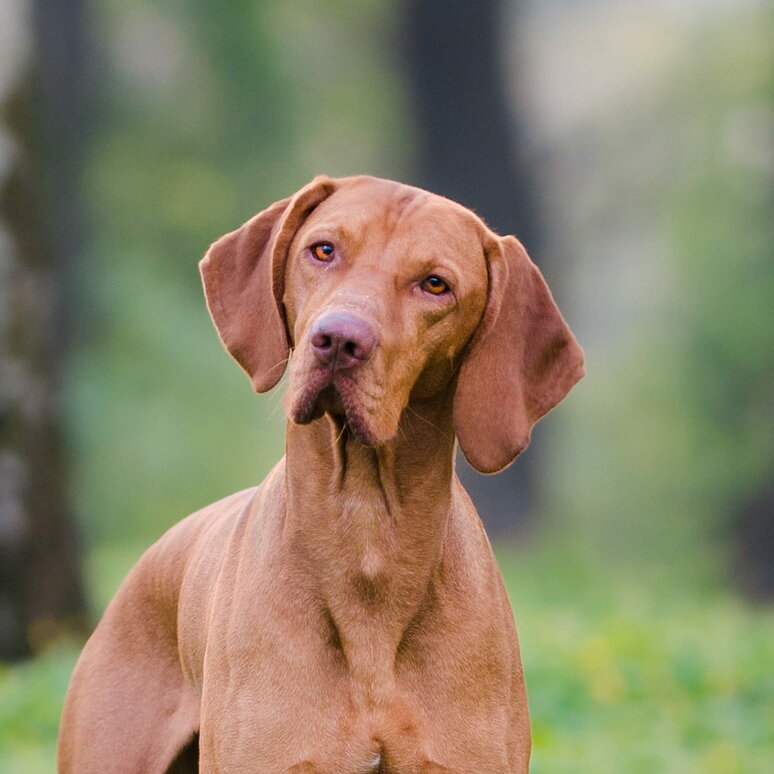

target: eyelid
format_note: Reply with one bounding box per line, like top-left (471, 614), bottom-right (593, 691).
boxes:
top-left (309, 242), bottom-right (335, 262)
top-left (303, 228), bottom-right (340, 248)
top-left (306, 238), bottom-right (335, 250)
top-left (421, 276), bottom-right (449, 295)
top-left (421, 265), bottom-right (458, 289)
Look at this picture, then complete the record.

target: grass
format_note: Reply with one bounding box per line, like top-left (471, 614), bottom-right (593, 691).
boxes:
top-left (0, 642), bottom-right (79, 774)
top-left (1, 543), bottom-right (772, 773)
top-left (500, 547), bottom-right (774, 773)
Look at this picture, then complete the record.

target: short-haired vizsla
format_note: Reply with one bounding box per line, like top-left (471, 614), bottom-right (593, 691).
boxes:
top-left (58, 175), bottom-right (584, 773)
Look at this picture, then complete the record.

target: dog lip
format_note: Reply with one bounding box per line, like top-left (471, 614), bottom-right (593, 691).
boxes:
top-left (290, 369), bottom-right (381, 446)
top-left (332, 376), bottom-right (381, 446)
top-left (290, 367), bottom-right (333, 424)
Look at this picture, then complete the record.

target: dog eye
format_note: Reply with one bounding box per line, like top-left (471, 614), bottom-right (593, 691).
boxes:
top-left (420, 275), bottom-right (450, 296)
top-left (310, 243), bottom-right (335, 262)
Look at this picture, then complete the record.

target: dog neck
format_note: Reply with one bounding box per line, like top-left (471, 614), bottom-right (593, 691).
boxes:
top-left (281, 388), bottom-right (458, 704)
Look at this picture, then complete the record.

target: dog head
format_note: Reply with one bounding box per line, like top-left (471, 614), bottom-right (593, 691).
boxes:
top-left (200, 175), bottom-right (583, 473)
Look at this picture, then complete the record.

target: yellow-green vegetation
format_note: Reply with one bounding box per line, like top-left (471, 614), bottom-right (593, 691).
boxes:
top-left (3, 3), bottom-right (772, 773)
top-left (1, 545), bottom-right (772, 773)
top-left (0, 643), bottom-right (78, 774)
top-left (502, 550), bottom-right (774, 774)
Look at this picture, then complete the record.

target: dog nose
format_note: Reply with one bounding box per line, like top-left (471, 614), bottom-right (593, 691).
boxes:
top-left (310, 313), bottom-right (376, 369)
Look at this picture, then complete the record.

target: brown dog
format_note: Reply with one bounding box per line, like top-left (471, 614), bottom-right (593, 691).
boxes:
top-left (58, 175), bottom-right (583, 773)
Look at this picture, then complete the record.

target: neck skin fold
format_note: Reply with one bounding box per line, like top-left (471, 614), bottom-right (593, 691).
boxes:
top-left (281, 389), bottom-right (458, 705)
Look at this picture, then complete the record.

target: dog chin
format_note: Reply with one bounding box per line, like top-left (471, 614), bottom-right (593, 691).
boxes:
top-left (334, 396), bottom-right (382, 446)
top-left (289, 378), bottom-right (385, 447)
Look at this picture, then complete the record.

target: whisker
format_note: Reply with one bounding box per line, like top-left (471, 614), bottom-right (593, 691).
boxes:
top-left (334, 419), bottom-right (348, 446)
top-left (264, 354), bottom-right (290, 379)
top-left (407, 405), bottom-right (443, 434)
top-left (267, 391), bottom-right (285, 420)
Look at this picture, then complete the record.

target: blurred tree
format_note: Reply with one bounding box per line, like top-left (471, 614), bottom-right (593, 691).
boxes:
top-left (632, 6), bottom-right (774, 600)
top-left (71, 0), bottom-right (299, 546)
top-left (0, 0), bottom-right (89, 659)
top-left (401, 0), bottom-right (544, 534)
top-left (668, 11), bottom-right (774, 598)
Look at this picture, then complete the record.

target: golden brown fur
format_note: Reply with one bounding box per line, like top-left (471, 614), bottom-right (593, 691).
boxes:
top-left (58, 176), bottom-right (583, 773)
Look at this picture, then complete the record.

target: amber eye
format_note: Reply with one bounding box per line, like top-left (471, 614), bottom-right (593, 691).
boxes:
top-left (311, 242), bottom-right (335, 262)
top-left (420, 275), bottom-right (450, 296)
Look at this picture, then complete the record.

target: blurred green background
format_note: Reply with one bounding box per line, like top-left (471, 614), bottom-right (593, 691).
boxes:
top-left (1, 0), bottom-right (772, 772)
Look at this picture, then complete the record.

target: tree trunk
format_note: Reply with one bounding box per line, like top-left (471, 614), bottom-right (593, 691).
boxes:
top-left (0, 0), bottom-right (89, 660)
top-left (733, 477), bottom-right (774, 600)
top-left (400, 0), bottom-right (543, 535)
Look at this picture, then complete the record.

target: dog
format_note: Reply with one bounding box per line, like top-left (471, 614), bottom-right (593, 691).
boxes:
top-left (58, 175), bottom-right (584, 773)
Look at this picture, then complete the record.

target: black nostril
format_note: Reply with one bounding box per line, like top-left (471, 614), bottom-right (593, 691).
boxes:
top-left (343, 341), bottom-right (357, 358)
top-left (312, 332), bottom-right (333, 351)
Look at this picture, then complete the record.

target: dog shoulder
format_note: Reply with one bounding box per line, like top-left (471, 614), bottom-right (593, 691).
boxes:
top-left (100, 486), bottom-right (262, 627)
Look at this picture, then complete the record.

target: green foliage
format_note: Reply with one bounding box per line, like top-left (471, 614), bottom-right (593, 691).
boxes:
top-left (2, 549), bottom-right (772, 772)
top-left (551, 5), bottom-right (774, 574)
top-left (667, 13), bottom-right (774, 513)
top-left (502, 549), bottom-right (774, 773)
top-left (0, 643), bottom-right (79, 774)
top-left (17, 2), bottom-right (768, 769)
top-left (66, 0), bottom-right (408, 546)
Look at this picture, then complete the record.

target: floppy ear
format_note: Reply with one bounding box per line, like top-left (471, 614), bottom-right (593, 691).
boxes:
top-left (199, 176), bottom-right (336, 392)
top-left (454, 235), bottom-right (585, 474)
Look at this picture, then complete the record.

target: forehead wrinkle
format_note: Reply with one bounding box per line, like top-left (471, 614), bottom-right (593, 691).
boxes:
top-left (296, 214), bottom-right (372, 261)
top-left (306, 186), bottom-right (425, 264)
top-left (392, 198), bottom-right (487, 270)
top-left (359, 187), bottom-right (460, 274)
top-left (382, 186), bottom-right (431, 235)
top-left (300, 181), bottom-right (486, 280)
top-left (333, 184), bottom-right (429, 254)
top-left (300, 221), bottom-right (354, 247)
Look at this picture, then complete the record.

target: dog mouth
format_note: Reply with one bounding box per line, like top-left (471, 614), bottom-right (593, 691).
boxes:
top-left (289, 369), bottom-right (380, 446)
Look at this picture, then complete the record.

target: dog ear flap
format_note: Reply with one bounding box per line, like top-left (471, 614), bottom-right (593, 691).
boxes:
top-left (199, 176), bottom-right (336, 392)
top-left (454, 235), bottom-right (585, 474)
